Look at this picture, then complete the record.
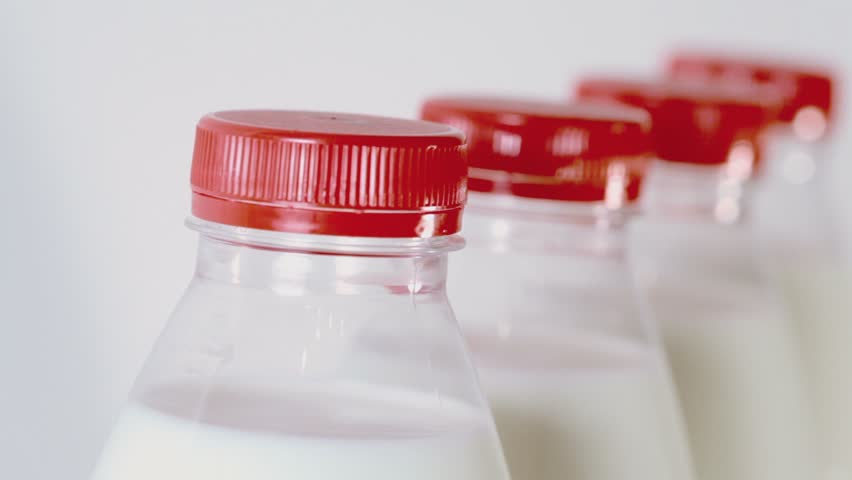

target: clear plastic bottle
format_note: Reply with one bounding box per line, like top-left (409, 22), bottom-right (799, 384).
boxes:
top-left (420, 96), bottom-right (695, 480)
top-left (89, 110), bottom-right (511, 480)
top-left (575, 78), bottom-right (819, 480)
top-left (665, 54), bottom-right (849, 480)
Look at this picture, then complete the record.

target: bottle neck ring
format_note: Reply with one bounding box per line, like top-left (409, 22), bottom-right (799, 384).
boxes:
top-left (186, 216), bottom-right (464, 257)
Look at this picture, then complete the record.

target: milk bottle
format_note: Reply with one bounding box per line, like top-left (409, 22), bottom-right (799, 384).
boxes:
top-left (422, 96), bottom-right (695, 480)
top-left (666, 54), bottom-right (849, 480)
top-left (89, 110), bottom-right (510, 480)
top-left (576, 77), bottom-right (821, 480)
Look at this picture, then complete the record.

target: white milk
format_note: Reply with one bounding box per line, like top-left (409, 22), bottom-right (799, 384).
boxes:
top-left (647, 278), bottom-right (819, 480)
top-left (468, 331), bottom-right (693, 480)
top-left (91, 382), bottom-right (507, 480)
top-left (779, 265), bottom-right (852, 480)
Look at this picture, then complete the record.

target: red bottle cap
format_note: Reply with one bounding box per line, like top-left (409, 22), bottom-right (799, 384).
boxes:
top-left (419, 96), bottom-right (652, 205)
top-left (191, 110), bottom-right (467, 238)
top-left (665, 51), bottom-right (837, 141)
top-left (574, 77), bottom-right (779, 168)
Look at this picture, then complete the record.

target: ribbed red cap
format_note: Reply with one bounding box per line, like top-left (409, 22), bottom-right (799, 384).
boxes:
top-left (665, 51), bottom-right (837, 140)
top-left (574, 77), bottom-right (779, 167)
top-left (191, 110), bottom-right (467, 237)
top-left (419, 96), bottom-right (652, 205)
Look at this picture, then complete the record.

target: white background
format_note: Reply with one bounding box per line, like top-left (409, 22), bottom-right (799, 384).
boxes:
top-left (1, 0), bottom-right (850, 478)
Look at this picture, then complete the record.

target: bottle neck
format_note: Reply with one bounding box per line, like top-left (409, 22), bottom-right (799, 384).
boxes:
top-left (641, 159), bottom-right (752, 225)
top-left (463, 192), bottom-right (631, 259)
top-left (762, 128), bottom-right (831, 191)
top-left (453, 193), bottom-right (643, 345)
top-left (754, 131), bottom-right (839, 255)
top-left (188, 217), bottom-right (461, 295)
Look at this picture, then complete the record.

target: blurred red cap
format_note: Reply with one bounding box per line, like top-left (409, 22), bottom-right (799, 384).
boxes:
top-left (666, 51), bottom-right (837, 140)
top-left (420, 96), bottom-right (653, 205)
top-left (574, 76), bottom-right (781, 169)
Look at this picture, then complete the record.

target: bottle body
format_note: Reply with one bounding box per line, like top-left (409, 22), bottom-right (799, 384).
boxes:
top-left (91, 220), bottom-right (509, 480)
top-left (755, 132), bottom-right (852, 479)
top-left (632, 160), bottom-right (819, 480)
top-left (450, 193), bottom-right (694, 480)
